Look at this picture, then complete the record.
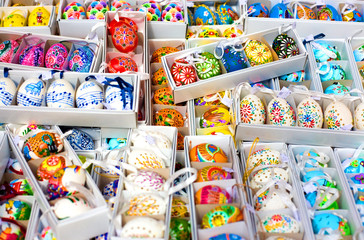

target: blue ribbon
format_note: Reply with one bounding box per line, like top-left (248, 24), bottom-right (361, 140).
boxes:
top-left (303, 33), bottom-right (325, 45)
top-left (3, 67), bottom-right (11, 78)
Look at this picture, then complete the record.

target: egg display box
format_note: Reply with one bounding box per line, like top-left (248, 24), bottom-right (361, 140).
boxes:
top-left (289, 144), bottom-right (364, 239)
top-left (0, 70), bottom-right (140, 128)
top-left (243, 0), bottom-right (364, 39)
top-left (347, 35), bottom-right (364, 90)
top-left (5, 124), bottom-right (110, 240)
top-left (184, 135), bottom-right (256, 240)
top-left (0, 5), bottom-right (56, 35)
top-left (161, 25), bottom-right (307, 103)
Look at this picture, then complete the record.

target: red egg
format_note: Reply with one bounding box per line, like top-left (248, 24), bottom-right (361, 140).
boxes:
top-left (108, 56), bottom-right (138, 73)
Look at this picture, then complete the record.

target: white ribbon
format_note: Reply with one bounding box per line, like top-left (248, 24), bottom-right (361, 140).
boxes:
top-left (214, 38), bottom-right (248, 60)
top-left (342, 143), bottom-right (364, 170)
top-left (311, 41), bottom-right (338, 59)
top-left (291, 1), bottom-right (307, 19)
top-left (316, 62), bottom-right (331, 75)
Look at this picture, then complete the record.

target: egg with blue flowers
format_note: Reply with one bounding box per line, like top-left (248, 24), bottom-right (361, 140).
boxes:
top-left (68, 46), bottom-right (94, 72)
top-left (267, 97), bottom-right (296, 126)
top-left (76, 80), bottom-right (103, 109)
top-left (312, 41), bottom-right (341, 62)
top-left (247, 3), bottom-right (269, 17)
top-left (46, 79), bottom-right (75, 108)
top-left (297, 98), bottom-right (323, 128)
top-left (269, 3), bottom-right (293, 19)
top-left (319, 63), bottom-right (346, 82)
top-left (17, 78), bottom-right (46, 107)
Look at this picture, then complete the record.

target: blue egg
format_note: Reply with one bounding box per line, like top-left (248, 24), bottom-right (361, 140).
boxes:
top-left (317, 5), bottom-right (342, 21)
top-left (297, 150), bottom-right (328, 168)
top-left (193, 5), bottom-right (216, 25)
top-left (302, 170), bottom-right (335, 187)
top-left (312, 213), bottom-right (350, 235)
top-left (68, 46), bottom-right (94, 72)
top-left (343, 157), bottom-right (364, 174)
top-left (247, 3), bottom-right (269, 18)
top-left (319, 64), bottom-right (346, 82)
top-left (209, 234), bottom-right (244, 240)
top-left (66, 128), bottom-right (95, 150)
top-left (269, 3), bottom-right (293, 19)
top-left (219, 46), bottom-right (249, 73)
top-left (324, 82), bottom-right (349, 95)
top-left (280, 70), bottom-right (305, 82)
top-left (312, 41), bottom-right (341, 62)
top-left (353, 45), bottom-right (364, 62)
top-left (107, 138), bottom-right (127, 150)
top-left (342, 8), bottom-right (363, 22)
top-left (215, 4), bottom-right (235, 24)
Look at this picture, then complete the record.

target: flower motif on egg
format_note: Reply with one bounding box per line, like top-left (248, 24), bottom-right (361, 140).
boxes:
top-left (297, 98), bottom-right (323, 128)
top-left (240, 94), bottom-right (266, 124)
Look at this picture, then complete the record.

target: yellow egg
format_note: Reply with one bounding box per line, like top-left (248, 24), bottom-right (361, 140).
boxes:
top-left (3, 11), bottom-right (26, 27)
top-left (28, 7), bottom-right (50, 26)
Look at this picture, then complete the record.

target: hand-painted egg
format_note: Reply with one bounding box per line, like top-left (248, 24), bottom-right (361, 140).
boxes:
top-left (312, 213), bottom-right (350, 235)
top-left (244, 40), bottom-right (273, 67)
top-left (312, 41), bottom-right (341, 62)
top-left (223, 27), bottom-right (243, 38)
top-left (216, 4), bottom-right (238, 24)
top-left (209, 234), bottom-right (244, 240)
top-left (162, 3), bottom-right (184, 22)
top-left (125, 170), bottom-right (165, 192)
top-left (47, 165), bottom-right (86, 200)
top-left (46, 79), bottom-right (75, 108)
top-left (247, 148), bottom-right (281, 170)
top-left (87, 1), bottom-right (108, 19)
top-left (45, 43), bottom-right (68, 70)
top-left (108, 56), bottom-right (138, 73)
top-left (153, 87), bottom-right (174, 105)
top-left (139, 1), bottom-right (162, 21)
top-left (240, 94), bottom-right (266, 124)
top-left (195, 91), bottom-right (227, 106)
top-left (63, 2), bottom-right (86, 19)
top-left (96, 233), bottom-right (108, 240)
top-left (297, 97), bottom-right (323, 128)
top-left (6, 159), bottom-right (23, 175)
top-left (111, 0), bottom-right (132, 11)
top-left (131, 130), bottom-right (172, 159)
top-left (154, 108), bottom-right (184, 127)
top-left (128, 149), bottom-right (166, 169)
top-left (66, 129), bottom-right (94, 150)
top-left (197, 27), bottom-right (220, 38)
top-left (324, 101), bottom-right (353, 130)
top-left (255, 189), bottom-right (293, 211)
top-left (354, 45), bottom-right (364, 62)
top-left (319, 63), bottom-right (346, 81)
top-left (295, 4), bottom-right (316, 19)
top-left (126, 193), bottom-right (166, 216)
top-left (195, 52), bottom-right (221, 79)
top-left (305, 188), bottom-right (339, 210)
top-left (195, 185), bottom-right (232, 204)
top-left (269, 3), bottom-right (293, 18)
top-left (202, 205), bottom-right (243, 229)
top-left (53, 196), bottom-right (91, 219)
top-left (68, 46), bottom-right (94, 72)
top-left (193, 4), bottom-right (216, 25)
top-left (247, 3), bottom-right (269, 18)
top-left (261, 214), bottom-right (300, 233)
top-left (105, 85), bottom-right (133, 110)
top-left (272, 33), bottom-right (299, 59)
top-left (0, 218), bottom-right (25, 239)
top-left (28, 7), bottom-right (50, 26)
top-left (107, 138), bottom-right (127, 150)
top-left (37, 155), bottom-right (66, 181)
top-left (0, 77), bottom-right (16, 106)
top-left (200, 107), bottom-right (231, 128)
top-left (109, 20), bottom-right (138, 53)
top-left (19, 44), bottom-right (44, 67)
top-left (103, 179), bottom-right (119, 197)
top-left (187, 8), bottom-right (193, 25)
top-left (16, 124), bottom-right (46, 136)
top-left (280, 70), bottom-right (305, 82)
top-left (0, 200), bottom-right (31, 220)
top-left (121, 217), bottom-right (164, 238)
top-left (171, 198), bottom-right (189, 217)
top-left (152, 68), bottom-right (167, 85)
top-left (171, 59), bottom-right (197, 86)
top-left (324, 82), bottom-right (349, 95)
top-left (342, 6), bottom-right (362, 22)
top-left (197, 166), bottom-right (233, 182)
top-left (2, 11), bottom-right (26, 27)
top-left (0, 40), bottom-right (19, 63)
top-left (190, 143), bottom-right (228, 163)
top-left (76, 80), bottom-right (103, 109)
top-left (9, 179), bottom-right (33, 195)
top-left (317, 5), bottom-right (342, 21)
top-left (302, 169), bottom-right (336, 187)
top-left (219, 45), bottom-right (249, 73)
top-left (151, 46), bottom-right (179, 63)
top-left (297, 149), bottom-right (330, 168)
top-left (355, 102), bottom-right (364, 129)
top-left (250, 168), bottom-right (289, 189)
top-left (40, 226), bottom-right (56, 240)
top-left (267, 98), bottom-right (296, 126)
top-left (251, 82), bottom-right (268, 88)
top-left (169, 218), bottom-right (190, 240)
top-left (22, 131), bottom-right (64, 160)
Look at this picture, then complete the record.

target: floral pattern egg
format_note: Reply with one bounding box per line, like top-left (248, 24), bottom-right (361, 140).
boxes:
top-left (195, 52), bottom-right (221, 79)
top-left (154, 108), bottom-right (184, 127)
top-left (37, 155), bottom-right (66, 181)
top-left (109, 19), bottom-right (138, 53)
top-left (19, 44), bottom-right (44, 67)
top-left (0, 77), bottom-right (16, 106)
top-left (0, 40), bottom-right (19, 63)
top-left (202, 205), bottom-right (243, 229)
top-left (76, 81), bottom-right (103, 109)
top-left (272, 33), bottom-right (299, 59)
top-left (193, 4), bottom-right (216, 25)
top-left (312, 41), bottom-right (341, 62)
top-left (342, 6), bottom-right (362, 22)
top-left (223, 27), bottom-right (243, 38)
top-left (151, 46), bottom-right (179, 63)
top-left (324, 82), bottom-right (349, 95)
top-left (195, 185), bottom-right (232, 204)
top-left (169, 218), bottom-right (191, 240)
top-left (45, 43), bottom-right (68, 70)
top-left (244, 40), bottom-right (273, 67)
top-left (28, 7), bottom-right (50, 26)
top-left (247, 3), bottom-right (269, 18)
top-left (171, 198), bottom-right (189, 217)
top-left (190, 143), bottom-right (228, 163)
top-left (261, 214), bottom-right (300, 233)
top-left (63, 2), bottom-right (86, 19)
top-left (68, 46), bottom-right (94, 72)
top-left (126, 193), bottom-right (166, 216)
top-left (267, 97), bottom-right (296, 126)
top-left (139, 1), bottom-right (162, 21)
top-left (317, 5), bottom-right (342, 21)
top-left (0, 200), bottom-right (31, 220)
top-left (324, 101), bottom-right (353, 130)
top-left (247, 148), bottom-right (281, 169)
top-left (297, 97), bottom-right (323, 128)
top-left (319, 63), bottom-right (346, 81)
top-left (197, 27), bottom-right (220, 38)
top-left (197, 166), bottom-right (232, 182)
top-left (171, 59), bottom-right (197, 86)
top-left (240, 94), bottom-right (266, 124)
top-left (214, 4), bottom-right (237, 25)
top-left (22, 131), bottom-right (63, 160)
top-left (200, 107), bottom-right (231, 128)
top-left (108, 56), bottom-right (138, 73)
top-left (162, 3), bottom-right (184, 22)
top-left (127, 149), bottom-right (166, 169)
top-left (269, 3), bottom-right (293, 18)
top-left (295, 4), bottom-right (316, 19)
top-left (312, 213), bottom-right (350, 235)
top-left (152, 68), bottom-right (167, 85)
top-left (219, 45), bottom-right (249, 73)
top-left (343, 157), bottom-right (364, 174)
top-left (87, 1), bottom-right (109, 20)
top-left (355, 102), bottom-right (364, 129)
top-left (17, 78), bottom-right (46, 107)
top-left (280, 70), bottom-right (305, 82)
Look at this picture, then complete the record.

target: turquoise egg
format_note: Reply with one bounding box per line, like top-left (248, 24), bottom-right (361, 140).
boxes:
top-left (324, 82), bottom-right (349, 95)
top-left (302, 170), bottom-right (336, 187)
top-left (312, 213), bottom-right (350, 235)
top-left (353, 45), bottom-right (364, 62)
top-left (312, 41), bottom-right (341, 62)
top-left (269, 3), bottom-right (293, 19)
top-left (247, 3), bottom-right (268, 17)
top-left (343, 157), bottom-right (364, 174)
top-left (280, 70), bottom-right (305, 82)
top-left (319, 64), bottom-right (346, 82)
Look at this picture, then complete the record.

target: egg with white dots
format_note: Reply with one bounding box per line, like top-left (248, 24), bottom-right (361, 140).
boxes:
top-left (324, 101), bottom-right (353, 130)
top-left (354, 102), bottom-right (364, 130)
top-left (104, 85), bottom-right (132, 110)
top-left (47, 79), bottom-right (75, 108)
top-left (0, 77), bottom-right (16, 106)
top-left (76, 81), bottom-right (103, 109)
top-left (17, 78), bottom-right (46, 107)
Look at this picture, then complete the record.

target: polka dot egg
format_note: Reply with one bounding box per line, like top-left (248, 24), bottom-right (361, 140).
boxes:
top-left (63, 2), bottom-right (86, 19)
top-left (267, 97), bottom-right (296, 126)
top-left (354, 102), bottom-right (364, 130)
top-left (297, 97), bottom-right (323, 128)
top-left (324, 101), bottom-right (353, 130)
top-left (87, 1), bottom-right (109, 20)
top-left (240, 94), bottom-right (266, 124)
top-left (126, 193), bottom-right (166, 216)
top-left (162, 3), bottom-right (184, 22)
top-left (250, 167), bottom-right (289, 189)
top-left (255, 189), bottom-right (293, 211)
top-left (247, 148), bottom-right (281, 169)
top-left (261, 214), bottom-right (300, 233)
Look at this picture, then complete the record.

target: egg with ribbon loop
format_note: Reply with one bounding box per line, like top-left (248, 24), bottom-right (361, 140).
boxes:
top-left (66, 128), bottom-right (95, 150)
top-left (200, 107), bottom-right (231, 128)
top-left (0, 40), bottom-right (19, 63)
top-left (312, 213), bottom-right (351, 235)
top-left (297, 97), bottom-right (323, 128)
top-left (195, 52), bottom-right (221, 79)
top-left (261, 214), bottom-right (300, 233)
top-left (223, 27), bottom-right (243, 38)
top-left (22, 131), bottom-right (63, 160)
top-left (103, 179), bottom-right (119, 197)
top-left (125, 170), bottom-right (165, 192)
top-left (297, 150), bottom-right (330, 168)
top-left (267, 97), bottom-right (296, 126)
top-left (342, 6), bottom-right (362, 22)
top-left (46, 79), bottom-right (75, 108)
top-left (0, 77), bottom-right (16, 106)
top-left (162, 3), bottom-right (184, 22)
top-left (324, 82), bottom-right (349, 95)
top-left (76, 80), bottom-right (103, 109)
top-left (295, 4), bottom-right (316, 19)
top-left (319, 63), bottom-right (346, 81)
top-left (104, 78), bottom-right (134, 110)
top-left (202, 205), bottom-right (243, 229)
top-left (302, 169), bottom-right (336, 187)
top-left (343, 157), bottom-right (364, 173)
top-left (219, 44), bottom-right (249, 73)
top-left (195, 91), bottom-right (227, 106)
top-left (17, 78), bottom-right (46, 107)
top-left (250, 168), bottom-right (289, 189)
top-left (255, 188), bottom-right (293, 211)
top-left (45, 43), bottom-right (68, 70)
top-left (269, 3), bottom-right (293, 18)
top-left (9, 179), bottom-right (33, 195)
top-left (312, 41), bottom-right (341, 62)
top-left (68, 46), bottom-right (94, 72)
top-left (2, 10), bottom-right (26, 27)
top-left (154, 108), bottom-right (184, 127)
top-left (109, 17), bottom-right (138, 53)
top-left (280, 70), bottom-right (305, 82)
top-left (193, 4), bottom-right (216, 25)
top-left (317, 5), bottom-right (342, 21)
top-left (324, 101), bottom-right (353, 130)
top-left (244, 40), bottom-right (273, 67)
top-left (305, 188), bottom-right (339, 210)
top-left (19, 43), bottom-right (44, 67)
top-left (247, 148), bottom-right (281, 169)
top-left (108, 56), bottom-right (138, 73)
top-left (240, 94), bottom-right (266, 124)
top-left (171, 59), bottom-right (197, 86)
top-left (131, 130), bottom-right (172, 158)
top-left (139, 1), bottom-right (162, 21)
top-left (28, 6), bottom-right (50, 26)
top-left (171, 198), bottom-right (188, 217)
top-left (247, 3), bottom-right (269, 17)
top-left (272, 33), bottom-right (299, 59)
top-left (63, 2), bottom-right (86, 19)
top-left (6, 159), bottom-right (23, 175)
top-left (87, 1), bottom-right (109, 20)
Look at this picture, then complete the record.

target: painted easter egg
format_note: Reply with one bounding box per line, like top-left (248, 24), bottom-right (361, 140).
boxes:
top-left (219, 45), bottom-right (249, 73)
top-left (68, 46), bottom-right (94, 72)
top-left (126, 193), bottom-right (166, 216)
top-left (297, 97), bottom-right (323, 128)
top-left (267, 98), bottom-right (296, 126)
top-left (171, 59), bottom-right (197, 86)
top-left (319, 63), bottom-right (346, 81)
top-left (76, 80), bottom-right (103, 109)
top-left (272, 33), bottom-right (299, 59)
top-left (111, 0), bottom-right (132, 11)
top-left (177, 132), bottom-right (184, 150)
top-left (209, 234), bottom-right (244, 240)
top-left (171, 198), bottom-right (189, 218)
top-left (198, 27), bottom-right (220, 38)
top-left (3, 11), bottom-right (26, 27)
top-left (197, 166), bottom-right (233, 182)
top-left (195, 185), bottom-right (232, 204)
top-left (53, 196), bottom-right (91, 219)
top-left (17, 78), bottom-right (46, 107)
top-left (66, 129), bottom-right (94, 150)
top-left (295, 4), bottom-right (316, 19)
top-left (317, 5), bottom-right (342, 21)
top-left (37, 155), bottom-right (66, 181)
top-left (152, 68), bottom-right (167, 85)
top-left (343, 157), bottom-right (364, 174)
top-left (40, 226), bottom-right (56, 240)
top-left (46, 79), bottom-right (75, 108)
top-left (16, 124), bottom-right (46, 137)
top-left (250, 168), bottom-right (289, 189)
top-left (107, 138), bottom-right (127, 150)
top-left (154, 108), bottom-right (184, 127)
top-left (247, 148), bottom-right (281, 170)
top-left (121, 217), bottom-right (164, 238)
top-left (108, 56), bottom-right (137, 73)
top-left (297, 149), bottom-right (330, 168)
top-left (22, 131), bottom-right (63, 160)
top-left (139, 1), bottom-right (162, 21)
top-left (312, 41), bottom-right (341, 62)
top-left (255, 189), bottom-right (293, 211)
top-left (202, 205), bottom-right (243, 229)
top-left (0, 40), bottom-right (19, 63)
top-left (109, 20), bottom-right (138, 53)
top-left (125, 170), bottom-right (165, 192)
top-left (103, 179), bottom-right (119, 197)
top-left (87, 1), bottom-right (108, 19)
top-left (324, 101), bottom-right (353, 130)
top-left (354, 45), bottom-right (364, 62)
top-left (280, 70), bottom-right (305, 82)
top-left (153, 87), bottom-right (174, 105)
top-left (0, 218), bottom-right (25, 239)
top-left (45, 43), bottom-right (68, 70)
top-left (190, 143), bottom-right (228, 163)
top-left (28, 7), bottom-right (50, 26)
top-left (9, 179), bottom-right (33, 195)
top-left (151, 46), bottom-right (179, 63)
top-left (312, 213), bottom-right (350, 235)
top-left (127, 149), bottom-right (165, 169)
top-left (240, 94), bottom-right (266, 124)
top-left (19, 44), bottom-right (44, 67)
top-left (216, 4), bottom-right (238, 24)
top-left (302, 169), bottom-right (336, 187)
top-left (195, 91), bottom-right (227, 107)
top-left (261, 214), bottom-right (300, 233)
top-left (244, 40), bottom-right (273, 67)
top-left (169, 218), bottom-right (190, 240)
top-left (0, 77), bottom-right (16, 106)
top-left (200, 107), bottom-right (231, 128)
top-left (324, 82), bottom-right (349, 95)
top-left (269, 3), bottom-right (293, 18)
top-left (63, 2), bottom-right (86, 19)
top-left (105, 85), bottom-right (133, 110)
top-left (131, 130), bottom-right (172, 159)
top-left (223, 27), bottom-right (243, 38)
top-left (193, 4), bottom-right (216, 25)
top-left (162, 3), bottom-right (184, 22)
top-left (342, 6), bottom-right (362, 22)
top-left (247, 3), bottom-right (269, 18)
top-left (0, 200), bottom-right (31, 220)
top-left (195, 52), bottom-right (221, 79)
top-left (305, 188), bottom-right (339, 210)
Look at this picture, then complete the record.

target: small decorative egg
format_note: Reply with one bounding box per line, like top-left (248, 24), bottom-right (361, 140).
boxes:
top-left (312, 41), bottom-right (341, 62)
top-left (250, 168), bottom-right (289, 189)
top-left (28, 7), bottom-right (50, 26)
top-left (128, 149), bottom-right (166, 169)
top-left (22, 131), bottom-right (64, 160)
top-left (154, 108), bottom-right (184, 127)
top-left (0, 77), bottom-right (16, 106)
top-left (195, 91), bottom-right (226, 106)
top-left (63, 2), bottom-right (86, 19)
top-left (126, 193), bottom-right (166, 216)
top-left (0, 218), bottom-right (25, 239)
top-left (0, 200), bottom-right (31, 220)
top-left (355, 102), bottom-right (364, 129)
top-left (317, 5), bottom-right (342, 21)
top-left (190, 143), bottom-right (228, 163)
top-left (220, 46), bottom-right (249, 73)
top-left (223, 27), bottom-right (243, 38)
top-left (40, 226), bottom-right (56, 240)
top-left (297, 150), bottom-right (330, 168)
top-left (111, 0), bottom-right (132, 11)
top-left (139, 1), bottom-right (162, 21)
top-left (197, 27), bottom-right (220, 38)
top-left (151, 46), bottom-right (179, 63)
top-left (103, 179), bottom-right (119, 197)
top-left (267, 98), bottom-right (296, 126)
top-left (261, 214), bottom-right (300, 233)
top-left (202, 205), bottom-right (243, 229)
top-left (209, 234), bottom-right (244, 240)
top-left (53, 196), bottom-right (91, 219)
top-left (244, 40), bottom-right (273, 67)
top-left (169, 218), bottom-right (190, 240)
top-left (47, 165), bottom-right (86, 200)
top-left (272, 33), bottom-right (299, 59)
top-left (295, 4), bottom-right (316, 19)
top-left (105, 85), bottom-right (133, 110)
top-left (324, 101), bottom-right (353, 130)
top-left (197, 166), bottom-right (233, 182)
top-left (6, 159), bottom-right (23, 175)
top-left (280, 70), bottom-right (305, 82)
top-left (109, 16), bottom-right (138, 33)
top-left (353, 45), bottom-right (364, 62)
top-left (312, 213), bottom-right (350, 235)
top-left (45, 43), bottom-right (68, 70)
top-left (76, 81), bottom-right (103, 109)
top-left (195, 185), bottom-right (232, 204)
top-left (255, 189), bottom-right (293, 211)
top-left (162, 3), bottom-right (184, 22)
top-left (247, 3), bottom-right (269, 18)
top-left (9, 179), bottom-right (33, 195)
top-left (269, 3), bottom-right (293, 18)
top-left (66, 129), bottom-right (94, 150)
top-left (152, 68), bottom-right (167, 85)
top-left (171, 59), bottom-right (197, 86)
top-left (125, 170), bottom-right (165, 192)
top-left (107, 138), bottom-right (127, 150)
top-left (121, 217), bottom-right (165, 238)
top-left (200, 107), bottom-right (230, 128)
top-left (302, 169), bottom-right (336, 187)
top-left (240, 94), bottom-right (266, 124)
top-left (247, 148), bottom-right (281, 170)
top-left (109, 19), bottom-right (138, 53)
top-left (319, 63), bottom-right (346, 81)
top-left (0, 40), bottom-right (20, 63)
top-left (324, 82), bottom-right (349, 95)
top-left (342, 6), bottom-right (362, 22)
top-left (171, 198), bottom-right (189, 217)
top-left (195, 52), bottom-right (221, 79)
top-left (297, 97), bottom-right (323, 128)
top-left (68, 46), bottom-right (94, 72)
top-left (215, 4), bottom-right (238, 24)
top-left (153, 87), bottom-right (174, 105)
top-left (37, 155), bottom-right (66, 181)
top-left (108, 56), bottom-right (138, 73)
top-left (2, 11), bottom-right (26, 27)
top-left (87, 1), bottom-right (108, 19)
top-left (193, 4), bottom-right (216, 25)
top-left (19, 44), bottom-right (44, 67)
top-left (16, 124), bottom-right (46, 136)
top-left (131, 130), bottom-right (172, 158)
top-left (46, 79), bottom-right (75, 108)
top-left (305, 189), bottom-right (339, 210)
